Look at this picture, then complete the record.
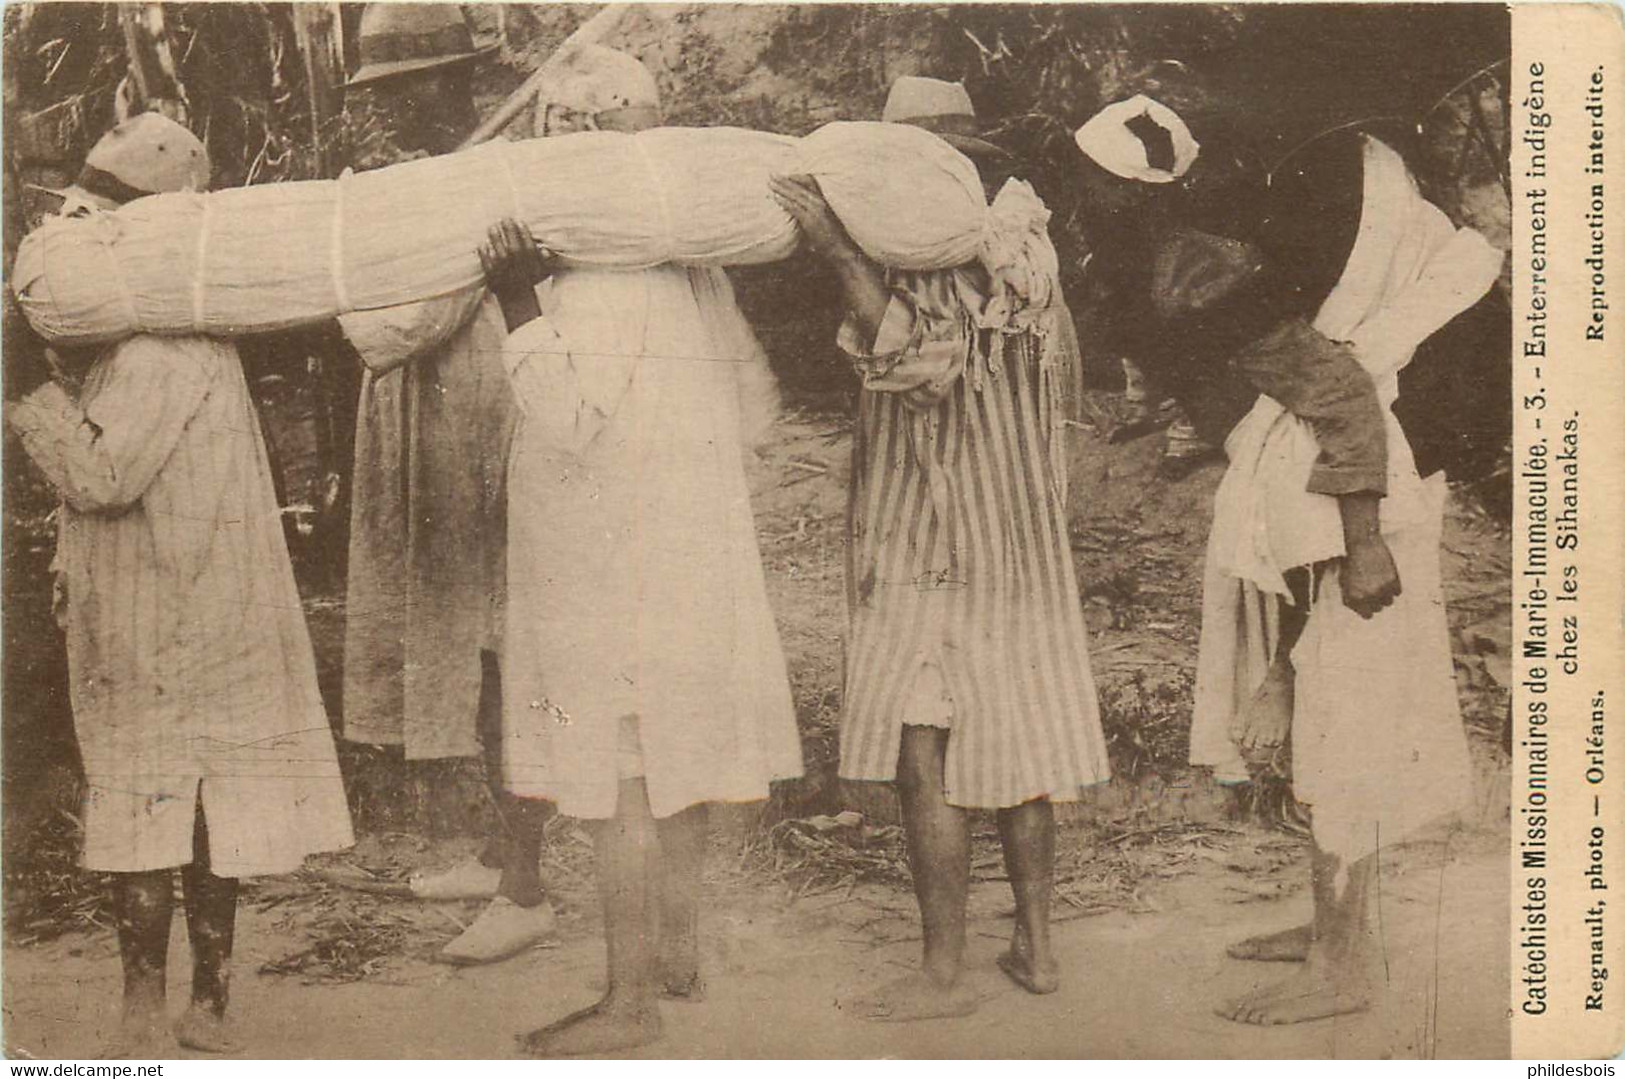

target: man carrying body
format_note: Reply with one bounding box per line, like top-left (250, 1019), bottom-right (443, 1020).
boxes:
top-left (1189, 129), bottom-right (1490, 1025)
top-left (338, 2), bottom-right (549, 964)
top-left (478, 46), bottom-right (803, 1055)
top-left (7, 114), bottom-right (354, 1056)
top-left (772, 77), bottom-right (1107, 1020)
top-left (1072, 99), bottom-right (1485, 1024)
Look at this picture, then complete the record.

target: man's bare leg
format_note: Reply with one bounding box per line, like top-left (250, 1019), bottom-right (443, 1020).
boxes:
top-left (176, 801), bottom-right (241, 1053)
top-left (1228, 575), bottom-right (1314, 964)
top-left (1220, 847), bottom-right (1381, 1024)
top-left (656, 803), bottom-right (708, 1001)
top-left (484, 654), bottom-right (551, 908)
top-left (995, 797), bottom-right (1059, 994)
top-left (1226, 850), bottom-right (1326, 963)
top-left (496, 795), bottom-right (550, 908)
top-left (1224, 656), bottom-right (1311, 965)
top-left (106, 869), bottom-right (176, 1057)
top-left (856, 725), bottom-right (978, 1021)
top-left (521, 778), bottom-right (662, 1056)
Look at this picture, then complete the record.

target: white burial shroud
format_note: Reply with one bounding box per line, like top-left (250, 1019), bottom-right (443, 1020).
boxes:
top-left (13, 122), bottom-right (1049, 346)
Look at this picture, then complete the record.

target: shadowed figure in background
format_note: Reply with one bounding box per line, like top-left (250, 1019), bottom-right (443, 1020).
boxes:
top-left (1187, 130), bottom-right (1496, 1024)
top-left (1070, 95), bottom-right (1407, 781)
top-left (477, 44), bottom-right (802, 1057)
top-left (772, 77), bottom-right (1107, 1021)
top-left (5, 113), bottom-right (354, 1057)
top-left (336, 2), bottom-right (555, 965)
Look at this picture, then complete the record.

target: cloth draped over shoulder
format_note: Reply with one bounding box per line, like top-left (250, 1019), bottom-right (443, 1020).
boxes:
top-left (340, 286), bottom-right (517, 759)
top-left (499, 264), bottom-right (801, 821)
top-left (6, 337), bottom-right (353, 876)
top-left (1191, 136), bottom-right (1501, 869)
top-left (836, 181), bottom-right (1108, 809)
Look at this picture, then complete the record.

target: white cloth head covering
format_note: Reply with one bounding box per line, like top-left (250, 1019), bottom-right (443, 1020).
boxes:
top-left (882, 75), bottom-right (974, 125)
top-left (38, 112), bottom-right (211, 211)
top-left (1073, 94), bottom-right (1199, 184)
top-left (881, 76), bottom-right (1007, 158)
top-left (536, 44), bottom-right (660, 117)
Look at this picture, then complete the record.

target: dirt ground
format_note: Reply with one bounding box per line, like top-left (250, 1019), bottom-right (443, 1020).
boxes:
top-left (0, 817), bottom-right (1508, 1059)
top-left (1, 403), bottom-right (1514, 1060)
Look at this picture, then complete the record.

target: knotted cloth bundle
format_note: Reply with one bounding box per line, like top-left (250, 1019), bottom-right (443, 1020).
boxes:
top-left (14, 122), bottom-right (1004, 345)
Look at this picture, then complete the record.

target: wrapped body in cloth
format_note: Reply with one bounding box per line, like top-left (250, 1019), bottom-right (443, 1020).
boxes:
top-left (13, 122), bottom-right (1005, 345)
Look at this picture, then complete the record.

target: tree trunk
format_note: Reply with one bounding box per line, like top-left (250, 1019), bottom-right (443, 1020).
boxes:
top-left (290, 3), bottom-right (345, 179)
top-left (117, 2), bottom-right (187, 123)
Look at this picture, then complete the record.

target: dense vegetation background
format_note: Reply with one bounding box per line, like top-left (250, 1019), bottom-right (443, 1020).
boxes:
top-left (2, 4), bottom-right (1512, 935)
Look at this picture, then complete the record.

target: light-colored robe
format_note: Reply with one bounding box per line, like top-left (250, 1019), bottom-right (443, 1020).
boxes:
top-left (339, 288), bottom-right (517, 759)
top-left (498, 265), bottom-right (802, 820)
top-left (8, 336), bottom-right (354, 876)
top-left (1191, 136), bottom-right (1501, 869)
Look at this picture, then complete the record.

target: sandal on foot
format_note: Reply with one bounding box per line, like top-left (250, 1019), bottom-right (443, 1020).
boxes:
top-left (439, 896), bottom-right (556, 965)
top-left (409, 859), bottom-right (503, 901)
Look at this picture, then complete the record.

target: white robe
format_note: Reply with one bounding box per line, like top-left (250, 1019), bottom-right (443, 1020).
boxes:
top-left (498, 264), bottom-right (802, 820)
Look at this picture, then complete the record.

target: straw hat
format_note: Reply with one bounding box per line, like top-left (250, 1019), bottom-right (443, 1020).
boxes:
top-left (881, 76), bottom-right (1008, 159)
top-left (35, 112), bottom-right (210, 211)
top-left (348, 4), bottom-right (489, 88)
top-left (1074, 94), bottom-right (1200, 184)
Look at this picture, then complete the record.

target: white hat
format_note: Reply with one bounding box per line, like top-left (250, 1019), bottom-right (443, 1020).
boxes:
top-left (882, 75), bottom-right (1007, 159)
top-left (1074, 94), bottom-right (1199, 184)
top-left (536, 44), bottom-right (659, 117)
top-left (33, 112), bottom-right (210, 211)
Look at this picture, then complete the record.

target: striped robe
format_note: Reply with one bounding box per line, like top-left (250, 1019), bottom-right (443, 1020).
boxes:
top-left (8, 337), bottom-right (354, 876)
top-left (837, 268), bottom-right (1109, 808)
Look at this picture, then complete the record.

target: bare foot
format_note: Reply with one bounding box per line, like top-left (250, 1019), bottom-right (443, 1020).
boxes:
top-left (848, 972), bottom-right (979, 1022)
top-left (174, 1006), bottom-right (242, 1054)
top-left (659, 936), bottom-right (705, 1003)
top-left (1230, 660), bottom-right (1294, 768)
top-left (1217, 966), bottom-right (1372, 1025)
top-left (100, 1008), bottom-right (175, 1059)
top-left (519, 996), bottom-right (662, 1057)
top-left (1227, 923), bottom-right (1313, 963)
top-left (660, 968), bottom-right (707, 1004)
top-left (997, 925), bottom-right (1059, 994)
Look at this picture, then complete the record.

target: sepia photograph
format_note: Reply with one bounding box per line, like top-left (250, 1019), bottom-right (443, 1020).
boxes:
top-left (0, 0), bottom-right (1535, 1061)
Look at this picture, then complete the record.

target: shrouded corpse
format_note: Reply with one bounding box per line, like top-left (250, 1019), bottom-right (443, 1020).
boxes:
top-left (15, 122), bottom-right (997, 345)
